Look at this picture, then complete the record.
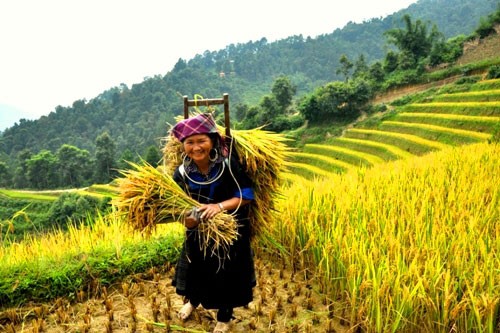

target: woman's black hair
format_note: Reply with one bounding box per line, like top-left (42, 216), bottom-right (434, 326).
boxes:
top-left (207, 133), bottom-right (223, 161)
top-left (208, 133), bottom-right (221, 148)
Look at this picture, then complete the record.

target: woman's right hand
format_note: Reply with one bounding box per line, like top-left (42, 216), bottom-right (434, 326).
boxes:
top-left (184, 216), bottom-right (199, 229)
top-left (184, 207), bottom-right (201, 229)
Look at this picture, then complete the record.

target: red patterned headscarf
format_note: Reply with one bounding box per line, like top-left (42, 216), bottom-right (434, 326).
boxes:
top-left (171, 113), bottom-right (221, 142)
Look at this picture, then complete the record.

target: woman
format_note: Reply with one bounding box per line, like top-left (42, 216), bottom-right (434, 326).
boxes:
top-left (170, 113), bottom-right (256, 333)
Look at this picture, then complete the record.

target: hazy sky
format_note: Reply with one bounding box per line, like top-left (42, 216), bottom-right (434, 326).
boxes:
top-left (0, 0), bottom-right (417, 130)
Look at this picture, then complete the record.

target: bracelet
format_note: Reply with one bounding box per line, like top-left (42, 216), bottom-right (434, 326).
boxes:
top-left (218, 203), bottom-right (224, 211)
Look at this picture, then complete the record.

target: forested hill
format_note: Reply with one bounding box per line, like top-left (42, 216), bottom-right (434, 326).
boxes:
top-left (0, 0), bottom-right (498, 161)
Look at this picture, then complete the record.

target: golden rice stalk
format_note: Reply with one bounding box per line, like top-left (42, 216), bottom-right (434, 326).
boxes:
top-left (113, 161), bottom-right (238, 257)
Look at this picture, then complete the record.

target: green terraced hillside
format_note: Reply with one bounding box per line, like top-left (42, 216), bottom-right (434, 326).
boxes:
top-left (286, 78), bottom-right (500, 180)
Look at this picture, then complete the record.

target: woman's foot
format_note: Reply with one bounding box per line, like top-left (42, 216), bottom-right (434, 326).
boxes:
top-left (177, 302), bottom-right (195, 321)
top-left (213, 321), bottom-right (231, 333)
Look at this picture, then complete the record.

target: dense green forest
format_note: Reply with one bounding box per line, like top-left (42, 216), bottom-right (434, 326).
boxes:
top-left (0, 0), bottom-right (499, 190)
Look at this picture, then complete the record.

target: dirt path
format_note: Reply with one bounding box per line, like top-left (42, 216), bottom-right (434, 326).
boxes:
top-left (1, 253), bottom-right (348, 333)
top-left (372, 74), bottom-right (465, 105)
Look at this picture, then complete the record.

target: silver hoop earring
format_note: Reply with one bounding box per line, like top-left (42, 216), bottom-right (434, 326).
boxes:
top-left (209, 148), bottom-right (218, 162)
top-left (182, 152), bottom-right (192, 165)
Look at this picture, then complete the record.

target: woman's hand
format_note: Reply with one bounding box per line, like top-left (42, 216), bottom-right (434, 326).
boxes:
top-left (184, 214), bottom-right (199, 229)
top-left (198, 203), bottom-right (224, 220)
top-left (184, 207), bottom-right (201, 229)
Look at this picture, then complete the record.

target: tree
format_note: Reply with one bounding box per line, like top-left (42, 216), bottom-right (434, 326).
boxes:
top-left (118, 148), bottom-right (136, 170)
top-left (239, 106), bottom-right (262, 130)
top-left (240, 75), bottom-right (300, 131)
top-left (299, 79), bottom-right (372, 123)
top-left (384, 51), bottom-right (399, 73)
top-left (336, 54), bottom-right (353, 82)
top-left (56, 144), bottom-right (92, 188)
top-left (0, 161), bottom-right (10, 187)
top-left (26, 150), bottom-right (58, 189)
top-left (369, 62), bottom-right (385, 86)
top-left (384, 14), bottom-right (441, 67)
top-left (271, 76), bottom-right (296, 110)
top-left (47, 192), bottom-right (111, 229)
top-left (353, 54), bottom-right (369, 79)
top-left (475, 14), bottom-right (498, 38)
top-left (94, 132), bottom-right (117, 184)
top-left (173, 58), bottom-right (187, 72)
top-left (299, 94), bottom-right (321, 123)
top-left (234, 103), bottom-right (250, 123)
top-left (144, 145), bottom-right (161, 167)
top-left (398, 50), bottom-right (418, 70)
top-left (259, 95), bottom-right (281, 125)
top-left (13, 149), bottom-right (32, 188)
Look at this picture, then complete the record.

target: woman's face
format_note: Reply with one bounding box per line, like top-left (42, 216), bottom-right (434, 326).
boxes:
top-left (183, 134), bottom-right (213, 165)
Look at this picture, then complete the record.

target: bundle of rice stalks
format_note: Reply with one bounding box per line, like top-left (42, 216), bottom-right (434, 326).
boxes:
top-left (229, 127), bottom-right (292, 238)
top-left (161, 132), bottom-right (184, 175)
top-left (113, 161), bottom-right (239, 257)
top-left (161, 124), bottom-right (292, 239)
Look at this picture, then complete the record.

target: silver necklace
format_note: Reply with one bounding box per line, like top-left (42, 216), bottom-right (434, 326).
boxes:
top-left (183, 157), bottom-right (226, 185)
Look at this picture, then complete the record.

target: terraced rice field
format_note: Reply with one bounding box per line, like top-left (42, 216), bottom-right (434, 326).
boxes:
top-left (286, 79), bottom-right (500, 180)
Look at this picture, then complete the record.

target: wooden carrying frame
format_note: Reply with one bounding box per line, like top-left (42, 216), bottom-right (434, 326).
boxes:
top-left (183, 93), bottom-right (230, 137)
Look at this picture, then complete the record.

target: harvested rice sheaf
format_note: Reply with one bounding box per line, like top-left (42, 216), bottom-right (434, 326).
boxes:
top-left (230, 128), bottom-right (292, 238)
top-left (113, 162), bottom-right (239, 257)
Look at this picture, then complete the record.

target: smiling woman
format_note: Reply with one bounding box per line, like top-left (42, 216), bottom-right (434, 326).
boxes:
top-left (169, 112), bottom-right (256, 333)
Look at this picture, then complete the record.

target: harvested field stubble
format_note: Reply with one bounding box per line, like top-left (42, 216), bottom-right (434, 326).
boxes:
top-left (0, 251), bottom-right (347, 333)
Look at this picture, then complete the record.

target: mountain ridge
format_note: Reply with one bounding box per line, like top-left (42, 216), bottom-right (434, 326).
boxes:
top-left (1, 0), bottom-right (498, 163)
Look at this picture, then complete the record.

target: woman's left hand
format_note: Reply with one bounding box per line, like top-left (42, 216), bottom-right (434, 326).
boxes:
top-left (198, 203), bottom-right (223, 220)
